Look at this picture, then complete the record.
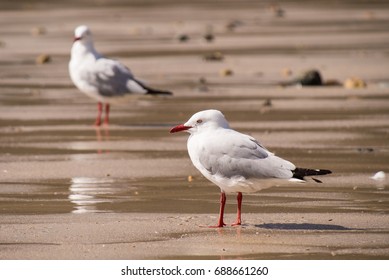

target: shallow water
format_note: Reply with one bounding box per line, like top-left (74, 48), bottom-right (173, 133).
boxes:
top-left (0, 103), bottom-right (388, 216)
top-left (1, 173), bottom-right (388, 216)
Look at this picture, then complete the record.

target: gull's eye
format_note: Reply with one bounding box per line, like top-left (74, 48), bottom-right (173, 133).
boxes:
top-left (196, 119), bottom-right (203, 124)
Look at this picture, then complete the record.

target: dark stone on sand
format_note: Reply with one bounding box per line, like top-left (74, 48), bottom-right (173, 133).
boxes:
top-left (203, 33), bottom-right (214, 42)
top-left (177, 34), bottom-right (190, 42)
top-left (299, 70), bottom-right (323, 86)
top-left (203, 51), bottom-right (224, 61)
top-left (281, 69), bottom-right (323, 87)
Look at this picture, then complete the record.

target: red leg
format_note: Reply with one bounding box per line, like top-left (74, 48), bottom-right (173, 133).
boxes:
top-left (208, 192), bottom-right (227, 228)
top-left (94, 102), bottom-right (103, 126)
top-left (231, 192), bottom-right (242, 226)
top-left (103, 103), bottom-right (110, 125)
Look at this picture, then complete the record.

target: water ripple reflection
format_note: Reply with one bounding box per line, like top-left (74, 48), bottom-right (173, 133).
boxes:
top-left (69, 177), bottom-right (119, 214)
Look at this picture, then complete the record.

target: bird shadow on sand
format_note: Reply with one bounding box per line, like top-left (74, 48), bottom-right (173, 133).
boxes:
top-left (255, 223), bottom-right (352, 231)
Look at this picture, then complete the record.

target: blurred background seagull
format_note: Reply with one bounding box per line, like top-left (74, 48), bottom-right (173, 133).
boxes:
top-left (69, 25), bottom-right (172, 126)
top-left (170, 109), bottom-right (332, 227)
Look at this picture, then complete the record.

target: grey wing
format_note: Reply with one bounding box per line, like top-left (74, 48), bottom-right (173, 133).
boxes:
top-left (82, 58), bottom-right (147, 97)
top-left (199, 130), bottom-right (295, 180)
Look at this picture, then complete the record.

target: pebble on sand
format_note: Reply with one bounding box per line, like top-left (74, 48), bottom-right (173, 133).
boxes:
top-left (196, 77), bottom-right (209, 92)
top-left (267, 4), bottom-right (285, 17)
top-left (299, 69), bottom-right (323, 86)
top-left (35, 54), bottom-right (51, 64)
top-left (219, 68), bottom-right (234, 77)
top-left (225, 20), bottom-right (243, 32)
top-left (203, 33), bottom-right (215, 42)
top-left (177, 34), bottom-right (190, 42)
top-left (281, 69), bottom-right (323, 87)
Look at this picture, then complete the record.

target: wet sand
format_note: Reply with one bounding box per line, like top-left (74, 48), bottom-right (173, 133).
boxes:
top-left (0, 0), bottom-right (389, 259)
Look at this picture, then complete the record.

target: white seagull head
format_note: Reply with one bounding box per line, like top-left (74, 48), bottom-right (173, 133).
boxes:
top-left (170, 109), bottom-right (230, 134)
top-left (73, 25), bottom-right (94, 46)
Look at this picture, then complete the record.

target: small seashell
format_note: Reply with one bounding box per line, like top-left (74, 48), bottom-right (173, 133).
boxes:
top-left (371, 171), bottom-right (385, 181)
top-left (281, 68), bottom-right (292, 77)
top-left (344, 77), bottom-right (367, 89)
top-left (31, 26), bottom-right (47, 36)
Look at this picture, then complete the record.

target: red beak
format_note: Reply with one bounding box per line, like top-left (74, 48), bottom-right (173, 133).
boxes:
top-left (170, 124), bottom-right (192, 133)
top-left (73, 36), bottom-right (81, 42)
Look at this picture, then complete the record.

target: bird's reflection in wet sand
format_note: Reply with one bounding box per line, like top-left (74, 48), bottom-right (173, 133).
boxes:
top-left (95, 126), bottom-right (110, 154)
top-left (69, 177), bottom-right (115, 213)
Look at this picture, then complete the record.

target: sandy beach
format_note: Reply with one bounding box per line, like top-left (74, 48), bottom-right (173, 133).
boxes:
top-left (0, 0), bottom-right (388, 259)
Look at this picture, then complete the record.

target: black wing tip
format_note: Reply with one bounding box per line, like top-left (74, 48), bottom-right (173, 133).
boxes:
top-left (146, 89), bottom-right (173, 96)
top-left (292, 167), bottom-right (332, 180)
top-left (311, 169), bottom-right (332, 176)
top-left (133, 78), bottom-right (173, 96)
top-left (320, 169), bottom-right (332, 175)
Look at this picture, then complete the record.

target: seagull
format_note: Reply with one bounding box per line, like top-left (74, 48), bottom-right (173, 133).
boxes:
top-left (69, 25), bottom-right (172, 126)
top-left (170, 109), bottom-right (332, 227)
